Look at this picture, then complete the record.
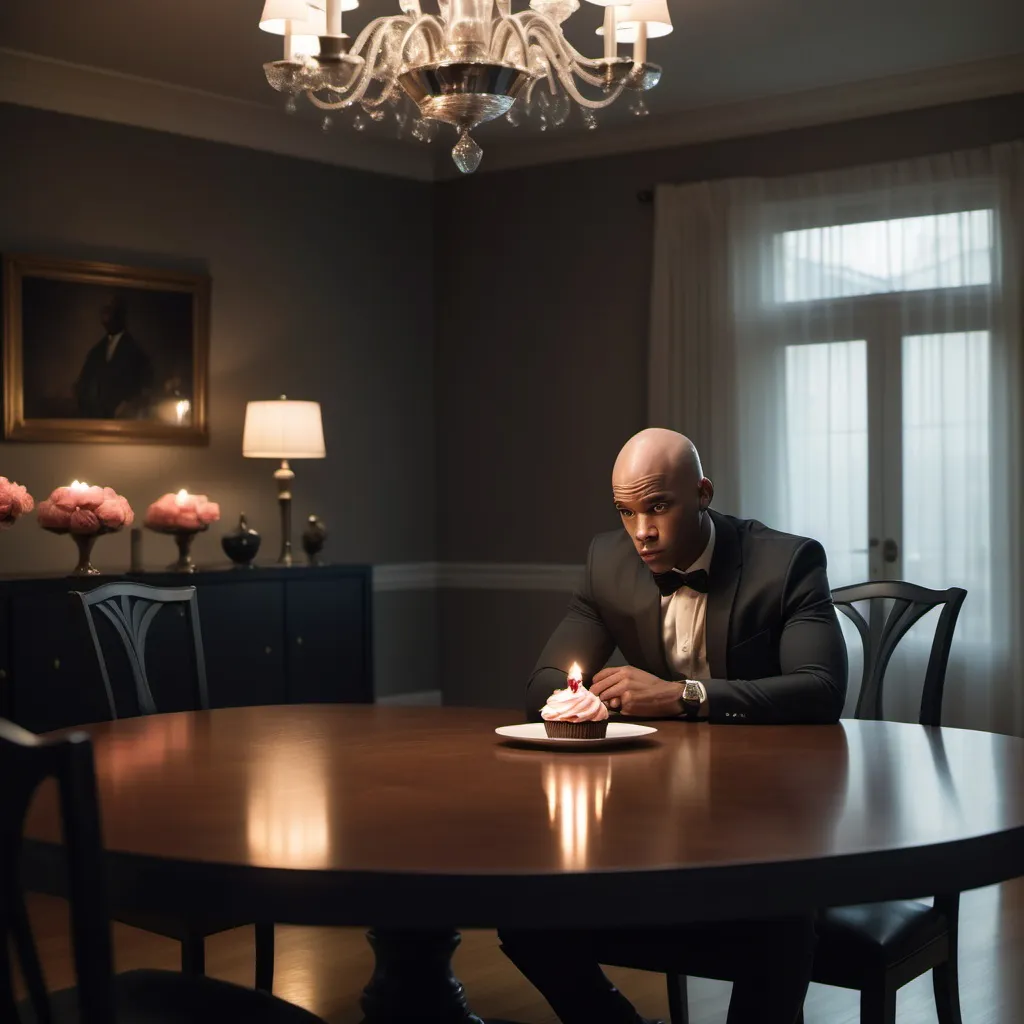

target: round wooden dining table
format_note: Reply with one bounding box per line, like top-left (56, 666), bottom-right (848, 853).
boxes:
top-left (22, 704), bottom-right (1024, 1023)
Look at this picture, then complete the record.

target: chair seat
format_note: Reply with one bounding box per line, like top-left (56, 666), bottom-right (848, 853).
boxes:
top-left (113, 909), bottom-right (255, 942)
top-left (816, 900), bottom-right (949, 968)
top-left (19, 968), bottom-right (325, 1024)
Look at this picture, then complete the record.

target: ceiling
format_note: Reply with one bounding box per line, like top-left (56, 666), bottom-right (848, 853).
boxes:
top-left (1, 0), bottom-right (1022, 173)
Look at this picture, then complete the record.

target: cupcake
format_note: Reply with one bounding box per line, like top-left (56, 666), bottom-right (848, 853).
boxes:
top-left (540, 662), bottom-right (609, 739)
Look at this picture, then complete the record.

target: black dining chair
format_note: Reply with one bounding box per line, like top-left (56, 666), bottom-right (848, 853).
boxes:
top-left (598, 580), bottom-right (967, 1024)
top-left (73, 581), bottom-right (275, 993)
top-left (2, 716), bottom-right (327, 1024)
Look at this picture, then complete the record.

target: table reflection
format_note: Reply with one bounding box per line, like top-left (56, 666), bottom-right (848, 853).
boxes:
top-left (246, 740), bottom-right (332, 868)
top-left (106, 712), bottom-right (192, 787)
top-left (542, 757), bottom-right (613, 869)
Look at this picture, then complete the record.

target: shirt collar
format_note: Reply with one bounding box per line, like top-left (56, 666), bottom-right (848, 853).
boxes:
top-left (673, 515), bottom-right (716, 576)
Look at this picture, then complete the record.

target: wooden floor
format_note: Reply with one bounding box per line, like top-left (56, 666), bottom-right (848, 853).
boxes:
top-left (24, 880), bottom-right (1024, 1023)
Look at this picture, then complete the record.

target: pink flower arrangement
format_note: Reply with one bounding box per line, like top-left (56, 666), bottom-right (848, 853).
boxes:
top-left (145, 490), bottom-right (220, 532)
top-left (0, 477), bottom-right (34, 529)
top-left (37, 482), bottom-right (134, 535)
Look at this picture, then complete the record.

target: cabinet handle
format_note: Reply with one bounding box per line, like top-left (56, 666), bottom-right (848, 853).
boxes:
top-left (53, 658), bottom-right (61, 670)
top-left (265, 646), bottom-right (272, 655)
top-left (296, 636), bottom-right (303, 646)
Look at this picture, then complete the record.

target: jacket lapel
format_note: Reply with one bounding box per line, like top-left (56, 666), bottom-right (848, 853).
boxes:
top-left (631, 558), bottom-right (672, 679)
top-left (706, 511), bottom-right (742, 679)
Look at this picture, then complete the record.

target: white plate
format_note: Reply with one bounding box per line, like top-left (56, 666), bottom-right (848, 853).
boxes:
top-left (494, 722), bottom-right (658, 750)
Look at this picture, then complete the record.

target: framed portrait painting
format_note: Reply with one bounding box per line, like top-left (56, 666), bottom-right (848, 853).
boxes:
top-left (2, 254), bottom-right (209, 444)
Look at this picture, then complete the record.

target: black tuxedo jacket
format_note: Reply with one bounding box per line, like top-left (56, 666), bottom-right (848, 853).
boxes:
top-left (526, 510), bottom-right (848, 725)
top-left (75, 332), bottom-right (153, 419)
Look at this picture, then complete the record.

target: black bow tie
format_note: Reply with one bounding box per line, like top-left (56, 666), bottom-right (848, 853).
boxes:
top-left (653, 568), bottom-right (709, 597)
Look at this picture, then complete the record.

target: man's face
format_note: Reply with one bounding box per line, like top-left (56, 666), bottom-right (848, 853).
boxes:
top-left (612, 471), bottom-right (704, 574)
top-left (100, 301), bottom-right (124, 334)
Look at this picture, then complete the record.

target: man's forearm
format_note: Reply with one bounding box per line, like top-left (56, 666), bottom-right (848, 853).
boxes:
top-left (703, 669), bottom-right (846, 724)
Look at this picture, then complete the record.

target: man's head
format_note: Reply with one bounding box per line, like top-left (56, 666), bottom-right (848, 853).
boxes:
top-left (611, 428), bottom-right (714, 573)
top-left (100, 295), bottom-right (127, 335)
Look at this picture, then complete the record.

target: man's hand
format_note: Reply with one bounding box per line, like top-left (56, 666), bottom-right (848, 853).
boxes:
top-left (591, 666), bottom-right (684, 718)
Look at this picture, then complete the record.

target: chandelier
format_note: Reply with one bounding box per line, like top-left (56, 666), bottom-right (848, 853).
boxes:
top-left (259, 0), bottom-right (672, 173)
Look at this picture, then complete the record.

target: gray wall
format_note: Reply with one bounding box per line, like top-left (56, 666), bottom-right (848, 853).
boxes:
top-left (0, 103), bottom-right (435, 573)
top-left (433, 91), bottom-right (1024, 709)
top-left (4, 94), bottom-right (1023, 709)
top-left (0, 102), bottom-right (437, 697)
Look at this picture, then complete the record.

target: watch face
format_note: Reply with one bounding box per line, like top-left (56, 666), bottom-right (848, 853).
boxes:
top-left (684, 682), bottom-right (703, 703)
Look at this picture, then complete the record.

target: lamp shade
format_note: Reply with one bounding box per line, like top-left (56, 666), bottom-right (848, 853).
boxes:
top-left (596, 0), bottom-right (673, 39)
top-left (260, 0), bottom-right (356, 35)
top-left (260, 0), bottom-right (309, 34)
top-left (243, 398), bottom-right (326, 459)
top-left (290, 7), bottom-right (327, 56)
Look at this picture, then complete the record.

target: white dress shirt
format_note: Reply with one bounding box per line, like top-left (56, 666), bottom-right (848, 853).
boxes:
top-left (661, 517), bottom-right (716, 681)
top-left (105, 331), bottom-right (124, 362)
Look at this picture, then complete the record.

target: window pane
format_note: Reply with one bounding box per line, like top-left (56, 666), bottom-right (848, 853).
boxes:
top-left (902, 331), bottom-right (991, 643)
top-left (784, 341), bottom-right (868, 587)
top-left (775, 210), bottom-right (993, 302)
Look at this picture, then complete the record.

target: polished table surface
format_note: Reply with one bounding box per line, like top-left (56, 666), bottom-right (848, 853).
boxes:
top-left (23, 705), bottom-right (1024, 929)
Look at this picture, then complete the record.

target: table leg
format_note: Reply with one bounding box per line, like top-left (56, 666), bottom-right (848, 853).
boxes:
top-left (361, 928), bottom-right (491, 1024)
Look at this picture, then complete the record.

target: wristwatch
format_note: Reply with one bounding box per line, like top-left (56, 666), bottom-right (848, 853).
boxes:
top-left (678, 680), bottom-right (707, 720)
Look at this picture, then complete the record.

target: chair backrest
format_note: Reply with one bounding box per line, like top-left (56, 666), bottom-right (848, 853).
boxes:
top-left (831, 581), bottom-right (967, 727)
top-left (74, 582), bottom-right (209, 719)
top-left (0, 718), bottom-right (116, 1024)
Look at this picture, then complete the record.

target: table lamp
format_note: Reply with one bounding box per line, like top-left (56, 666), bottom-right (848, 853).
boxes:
top-left (242, 396), bottom-right (326, 565)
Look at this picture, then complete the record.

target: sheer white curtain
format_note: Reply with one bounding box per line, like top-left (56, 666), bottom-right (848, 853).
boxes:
top-left (649, 142), bottom-right (1024, 734)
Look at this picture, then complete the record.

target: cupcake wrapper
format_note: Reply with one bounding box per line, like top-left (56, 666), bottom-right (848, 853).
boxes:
top-left (543, 720), bottom-right (608, 739)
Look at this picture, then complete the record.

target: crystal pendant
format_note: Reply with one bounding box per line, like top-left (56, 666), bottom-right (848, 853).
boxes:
top-left (549, 89), bottom-right (571, 127)
top-left (506, 98), bottom-right (527, 126)
top-left (321, 115), bottom-right (334, 132)
top-left (452, 131), bottom-right (483, 174)
top-left (352, 111), bottom-right (368, 131)
top-left (582, 109), bottom-right (598, 130)
top-left (412, 118), bottom-right (438, 143)
top-left (629, 95), bottom-right (650, 118)
top-left (285, 95), bottom-right (298, 115)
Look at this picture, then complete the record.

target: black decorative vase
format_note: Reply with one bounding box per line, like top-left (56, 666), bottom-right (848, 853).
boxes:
top-left (221, 513), bottom-right (261, 568)
top-left (301, 514), bottom-right (327, 566)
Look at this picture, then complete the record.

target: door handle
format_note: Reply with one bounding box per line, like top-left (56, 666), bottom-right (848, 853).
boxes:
top-left (882, 538), bottom-right (899, 564)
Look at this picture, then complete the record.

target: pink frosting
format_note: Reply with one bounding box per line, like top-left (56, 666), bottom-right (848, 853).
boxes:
top-left (0, 477), bottom-right (34, 529)
top-left (540, 684), bottom-right (610, 723)
top-left (145, 492), bottom-right (220, 530)
top-left (37, 485), bottom-right (133, 534)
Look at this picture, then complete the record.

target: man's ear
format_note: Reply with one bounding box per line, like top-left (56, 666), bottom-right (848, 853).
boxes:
top-left (698, 477), bottom-right (714, 510)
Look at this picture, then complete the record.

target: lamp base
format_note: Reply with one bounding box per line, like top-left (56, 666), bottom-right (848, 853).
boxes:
top-left (275, 460), bottom-right (295, 566)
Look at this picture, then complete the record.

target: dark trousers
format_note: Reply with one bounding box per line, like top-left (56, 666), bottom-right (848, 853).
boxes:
top-left (498, 915), bottom-right (816, 1024)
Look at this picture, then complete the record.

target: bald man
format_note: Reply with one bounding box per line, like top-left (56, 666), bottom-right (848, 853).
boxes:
top-left (499, 428), bottom-right (847, 1024)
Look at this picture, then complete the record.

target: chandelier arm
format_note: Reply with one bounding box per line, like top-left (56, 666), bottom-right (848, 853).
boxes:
top-left (349, 14), bottom-right (408, 58)
top-left (490, 14), bottom-right (531, 69)
top-left (516, 12), bottom-right (622, 75)
top-left (558, 66), bottom-right (626, 108)
top-left (400, 15), bottom-right (446, 64)
top-left (518, 16), bottom-right (623, 102)
top-left (304, 21), bottom-right (392, 109)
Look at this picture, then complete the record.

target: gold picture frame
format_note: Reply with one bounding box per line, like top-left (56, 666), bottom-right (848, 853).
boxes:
top-left (2, 254), bottom-right (209, 444)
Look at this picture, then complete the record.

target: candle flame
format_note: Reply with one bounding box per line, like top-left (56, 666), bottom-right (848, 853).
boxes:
top-left (567, 661), bottom-right (582, 692)
top-left (70, 479), bottom-right (88, 489)
top-left (175, 489), bottom-right (189, 506)
top-left (175, 399), bottom-right (190, 424)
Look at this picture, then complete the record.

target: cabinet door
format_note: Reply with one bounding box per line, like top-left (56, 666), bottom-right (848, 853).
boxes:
top-left (0, 594), bottom-right (10, 721)
top-left (10, 593), bottom-right (111, 733)
top-left (285, 577), bottom-right (371, 703)
top-left (197, 581), bottom-right (286, 707)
